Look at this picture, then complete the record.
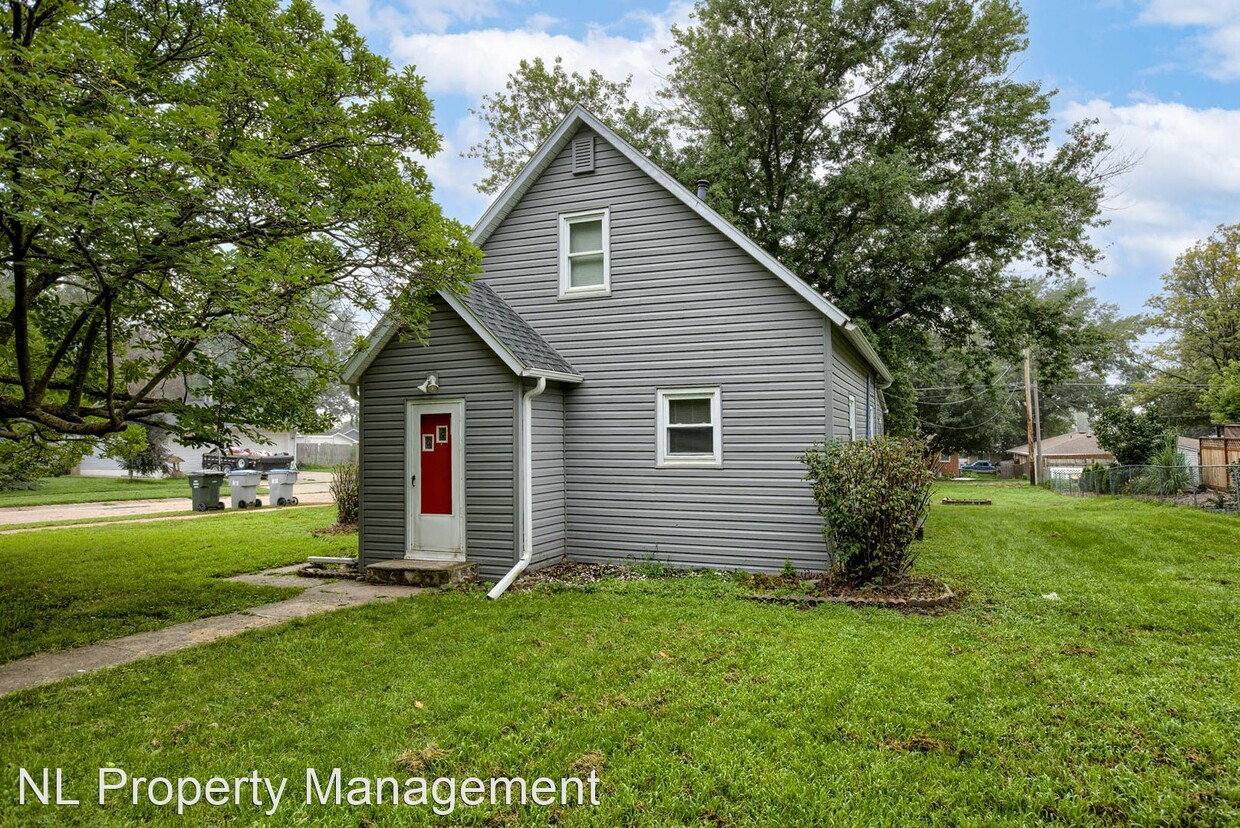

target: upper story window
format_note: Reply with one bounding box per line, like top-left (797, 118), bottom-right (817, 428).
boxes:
top-left (559, 209), bottom-right (610, 298)
top-left (656, 387), bottom-right (722, 467)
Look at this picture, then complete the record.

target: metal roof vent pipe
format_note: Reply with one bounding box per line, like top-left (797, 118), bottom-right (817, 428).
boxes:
top-left (695, 179), bottom-right (709, 201)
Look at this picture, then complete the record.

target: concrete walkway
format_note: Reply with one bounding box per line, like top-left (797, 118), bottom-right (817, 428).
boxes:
top-left (0, 566), bottom-right (415, 696)
top-left (0, 473), bottom-right (335, 528)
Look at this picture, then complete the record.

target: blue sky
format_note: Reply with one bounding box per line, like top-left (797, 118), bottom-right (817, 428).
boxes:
top-left (312, 0), bottom-right (1240, 317)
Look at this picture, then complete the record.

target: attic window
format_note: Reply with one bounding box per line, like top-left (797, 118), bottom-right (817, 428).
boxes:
top-left (571, 134), bottom-right (595, 174)
top-left (559, 209), bottom-right (610, 297)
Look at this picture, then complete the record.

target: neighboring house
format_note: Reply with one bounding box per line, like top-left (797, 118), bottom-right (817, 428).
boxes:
top-left (78, 430), bottom-right (296, 477)
top-left (1007, 431), bottom-right (1115, 472)
top-left (296, 424), bottom-right (359, 446)
top-left (1177, 436), bottom-right (1200, 468)
top-left (344, 106), bottom-right (892, 583)
top-left (936, 453), bottom-right (961, 478)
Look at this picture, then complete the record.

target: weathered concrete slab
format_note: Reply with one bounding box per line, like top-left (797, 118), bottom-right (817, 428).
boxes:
top-left (0, 570), bottom-right (420, 697)
top-left (365, 559), bottom-right (477, 588)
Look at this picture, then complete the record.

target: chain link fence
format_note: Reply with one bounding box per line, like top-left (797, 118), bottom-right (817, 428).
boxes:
top-left (1046, 463), bottom-right (1240, 513)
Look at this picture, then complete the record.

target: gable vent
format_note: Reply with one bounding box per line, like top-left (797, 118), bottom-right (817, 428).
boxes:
top-left (571, 134), bottom-right (595, 174)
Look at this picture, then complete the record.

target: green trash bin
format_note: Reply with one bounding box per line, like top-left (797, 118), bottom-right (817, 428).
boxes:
top-left (187, 471), bottom-right (225, 511)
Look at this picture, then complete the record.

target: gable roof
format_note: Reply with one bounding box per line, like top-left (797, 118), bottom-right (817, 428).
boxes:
top-left (470, 105), bottom-right (892, 387)
top-left (341, 281), bottom-right (582, 385)
top-left (1008, 431), bottom-right (1114, 458)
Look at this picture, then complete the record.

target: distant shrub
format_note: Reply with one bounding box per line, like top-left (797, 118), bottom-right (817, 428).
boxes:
top-left (801, 437), bottom-right (936, 586)
top-left (331, 461), bottom-right (359, 526)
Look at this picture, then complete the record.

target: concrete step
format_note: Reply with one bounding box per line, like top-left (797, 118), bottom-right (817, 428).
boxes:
top-left (364, 559), bottom-right (477, 588)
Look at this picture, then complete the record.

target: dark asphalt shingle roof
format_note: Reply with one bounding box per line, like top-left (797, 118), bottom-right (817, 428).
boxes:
top-left (456, 280), bottom-right (580, 378)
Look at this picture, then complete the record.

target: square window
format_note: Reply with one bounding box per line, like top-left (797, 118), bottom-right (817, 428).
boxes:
top-left (422, 434), bottom-right (434, 452)
top-left (436, 425), bottom-right (449, 443)
top-left (657, 387), bottom-right (721, 467)
top-left (559, 209), bottom-right (610, 297)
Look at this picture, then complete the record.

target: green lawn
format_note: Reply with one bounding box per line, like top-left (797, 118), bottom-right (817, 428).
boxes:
top-left (0, 475), bottom-right (194, 507)
top-left (0, 506), bottom-right (351, 663)
top-left (0, 475), bottom-right (274, 509)
top-left (1, 484), bottom-right (1237, 825)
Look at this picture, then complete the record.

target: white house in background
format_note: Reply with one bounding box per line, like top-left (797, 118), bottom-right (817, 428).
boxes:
top-left (295, 423), bottom-right (359, 447)
top-left (77, 429), bottom-right (296, 477)
top-left (1178, 436), bottom-right (1200, 467)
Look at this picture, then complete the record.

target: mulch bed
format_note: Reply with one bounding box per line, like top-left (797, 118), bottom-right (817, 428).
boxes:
top-left (742, 572), bottom-right (956, 610)
top-left (312, 523), bottom-right (357, 537)
top-left (511, 559), bottom-right (697, 591)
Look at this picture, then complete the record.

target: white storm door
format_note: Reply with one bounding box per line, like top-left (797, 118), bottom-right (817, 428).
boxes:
top-left (405, 400), bottom-right (465, 559)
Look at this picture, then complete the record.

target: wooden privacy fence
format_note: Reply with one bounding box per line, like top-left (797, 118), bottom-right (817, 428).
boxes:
top-left (1199, 436), bottom-right (1240, 491)
top-left (296, 442), bottom-right (356, 468)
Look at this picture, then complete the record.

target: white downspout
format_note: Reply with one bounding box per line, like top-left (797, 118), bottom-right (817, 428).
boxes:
top-left (488, 375), bottom-right (546, 599)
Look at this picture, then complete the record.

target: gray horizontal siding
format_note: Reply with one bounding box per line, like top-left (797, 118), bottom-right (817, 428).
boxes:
top-left (479, 125), bottom-right (834, 573)
top-left (360, 298), bottom-right (519, 580)
top-left (530, 384), bottom-right (567, 570)
top-left (832, 328), bottom-right (879, 440)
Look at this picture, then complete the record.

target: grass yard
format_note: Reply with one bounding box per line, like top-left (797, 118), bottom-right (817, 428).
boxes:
top-left (0, 506), bottom-right (351, 663)
top-left (1, 483), bottom-right (1237, 825)
top-left (0, 475), bottom-right (196, 507)
top-left (0, 475), bottom-right (276, 509)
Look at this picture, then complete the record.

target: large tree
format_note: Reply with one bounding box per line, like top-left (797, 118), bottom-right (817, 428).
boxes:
top-left (1139, 223), bottom-right (1240, 427)
top-left (1, 0), bottom-right (478, 448)
top-left (468, 0), bottom-right (1132, 438)
top-left (467, 56), bottom-right (672, 195)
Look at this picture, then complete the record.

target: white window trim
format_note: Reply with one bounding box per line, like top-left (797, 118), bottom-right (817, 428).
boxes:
top-left (558, 208), bottom-right (611, 298)
top-left (656, 386), bottom-right (722, 468)
top-left (848, 395), bottom-right (858, 441)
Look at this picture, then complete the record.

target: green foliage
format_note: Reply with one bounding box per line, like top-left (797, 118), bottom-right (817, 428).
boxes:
top-left (0, 0), bottom-right (479, 447)
top-left (1138, 433), bottom-right (1194, 495)
top-left (0, 425), bottom-right (93, 491)
top-left (330, 460), bottom-right (359, 526)
top-left (470, 0), bottom-right (1133, 451)
top-left (1140, 223), bottom-right (1240, 426)
top-left (466, 56), bottom-right (672, 195)
top-left (801, 437), bottom-right (936, 585)
top-left (1093, 408), bottom-right (1169, 466)
top-left (1202, 361), bottom-right (1240, 424)
top-left (100, 424), bottom-right (168, 480)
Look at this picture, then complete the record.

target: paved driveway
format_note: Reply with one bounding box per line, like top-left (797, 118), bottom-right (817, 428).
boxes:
top-left (0, 473), bottom-right (335, 527)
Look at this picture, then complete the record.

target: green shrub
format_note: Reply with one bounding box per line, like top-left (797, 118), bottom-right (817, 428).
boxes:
top-left (800, 437), bottom-right (936, 586)
top-left (330, 461), bottom-right (359, 526)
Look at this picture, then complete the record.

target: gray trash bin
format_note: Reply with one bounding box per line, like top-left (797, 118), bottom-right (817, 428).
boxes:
top-left (267, 469), bottom-right (299, 506)
top-left (225, 469), bottom-right (262, 509)
top-left (187, 472), bottom-right (225, 511)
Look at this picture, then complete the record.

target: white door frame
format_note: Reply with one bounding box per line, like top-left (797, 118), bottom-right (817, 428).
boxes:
top-left (405, 399), bottom-right (466, 560)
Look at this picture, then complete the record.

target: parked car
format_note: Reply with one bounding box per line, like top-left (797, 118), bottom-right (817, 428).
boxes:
top-left (961, 460), bottom-right (998, 473)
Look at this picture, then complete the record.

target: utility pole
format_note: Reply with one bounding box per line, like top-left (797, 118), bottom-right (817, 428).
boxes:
top-left (1032, 372), bottom-right (1044, 485)
top-left (1023, 348), bottom-right (1037, 485)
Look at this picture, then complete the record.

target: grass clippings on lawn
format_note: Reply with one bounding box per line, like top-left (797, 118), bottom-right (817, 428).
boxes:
top-left (0, 483), bottom-right (1237, 826)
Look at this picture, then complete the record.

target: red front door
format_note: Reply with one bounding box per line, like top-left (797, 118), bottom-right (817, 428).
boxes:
top-left (420, 413), bottom-right (453, 515)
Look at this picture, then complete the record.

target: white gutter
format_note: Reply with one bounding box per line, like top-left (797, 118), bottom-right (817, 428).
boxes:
top-left (487, 376), bottom-right (546, 599)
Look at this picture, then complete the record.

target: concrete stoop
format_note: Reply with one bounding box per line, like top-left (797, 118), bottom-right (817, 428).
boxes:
top-left (364, 559), bottom-right (477, 588)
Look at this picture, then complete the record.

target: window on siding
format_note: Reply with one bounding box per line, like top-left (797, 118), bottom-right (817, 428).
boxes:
top-left (848, 395), bottom-right (858, 441)
top-left (657, 387), bottom-right (722, 467)
top-left (559, 209), bottom-right (610, 297)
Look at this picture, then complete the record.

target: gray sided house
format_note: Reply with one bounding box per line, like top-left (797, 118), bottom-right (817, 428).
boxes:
top-left (344, 107), bottom-right (892, 587)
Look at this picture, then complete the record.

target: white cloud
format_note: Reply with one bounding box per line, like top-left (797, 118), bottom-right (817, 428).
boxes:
top-left (1138, 0), bottom-right (1240, 79)
top-left (1059, 98), bottom-right (1240, 308)
top-left (313, 0), bottom-right (504, 37)
top-left (390, 3), bottom-right (692, 103)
